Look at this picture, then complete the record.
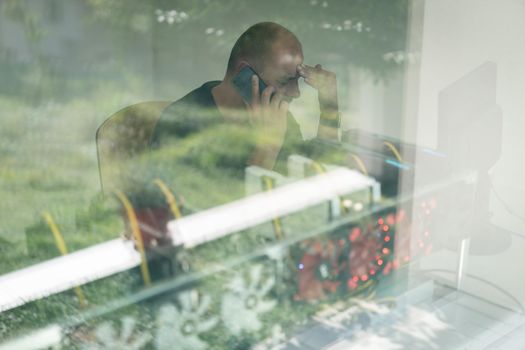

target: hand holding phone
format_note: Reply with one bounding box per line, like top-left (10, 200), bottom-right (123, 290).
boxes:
top-left (232, 66), bottom-right (290, 169)
top-left (232, 65), bottom-right (287, 136)
top-left (232, 66), bottom-right (269, 105)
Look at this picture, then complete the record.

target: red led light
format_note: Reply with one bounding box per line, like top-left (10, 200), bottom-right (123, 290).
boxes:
top-left (378, 218), bottom-right (384, 225)
top-left (386, 214), bottom-right (395, 225)
top-left (384, 236), bottom-right (391, 242)
top-left (352, 275), bottom-right (359, 282)
top-left (377, 259), bottom-right (383, 266)
top-left (382, 225), bottom-right (389, 232)
top-left (393, 260), bottom-right (400, 269)
top-left (383, 262), bottom-right (392, 275)
top-left (361, 274), bottom-right (368, 282)
top-left (370, 269), bottom-right (376, 275)
top-left (349, 227), bottom-right (361, 242)
top-left (348, 279), bottom-right (358, 290)
top-left (382, 247), bottom-right (390, 255)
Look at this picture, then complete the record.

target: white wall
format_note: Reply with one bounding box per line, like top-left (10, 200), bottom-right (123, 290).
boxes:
top-left (412, 0), bottom-right (525, 310)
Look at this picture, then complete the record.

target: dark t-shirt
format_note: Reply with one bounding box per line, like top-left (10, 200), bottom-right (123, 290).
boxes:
top-left (126, 81), bottom-right (337, 210)
top-left (150, 81), bottom-right (223, 147)
top-left (150, 81), bottom-right (314, 175)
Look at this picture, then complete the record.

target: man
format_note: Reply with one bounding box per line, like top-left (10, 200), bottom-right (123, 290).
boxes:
top-left (128, 22), bottom-right (343, 292)
top-left (149, 22), bottom-right (340, 176)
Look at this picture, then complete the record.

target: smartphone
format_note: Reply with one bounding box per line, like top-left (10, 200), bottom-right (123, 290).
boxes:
top-left (232, 66), bottom-right (269, 104)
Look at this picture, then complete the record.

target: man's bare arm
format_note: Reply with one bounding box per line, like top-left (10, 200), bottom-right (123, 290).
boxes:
top-left (298, 63), bottom-right (340, 141)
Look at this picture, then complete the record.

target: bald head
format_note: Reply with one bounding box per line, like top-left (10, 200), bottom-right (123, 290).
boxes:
top-left (226, 22), bottom-right (302, 75)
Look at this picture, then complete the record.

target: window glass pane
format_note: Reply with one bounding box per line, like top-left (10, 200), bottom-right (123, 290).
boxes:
top-left (1, 1), bottom-right (524, 349)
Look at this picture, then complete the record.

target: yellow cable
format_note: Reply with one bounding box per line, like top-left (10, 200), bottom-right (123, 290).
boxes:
top-left (114, 190), bottom-right (152, 287)
top-left (153, 179), bottom-right (182, 219)
top-left (350, 154), bottom-right (368, 176)
top-left (311, 161), bottom-right (325, 175)
top-left (42, 212), bottom-right (87, 308)
top-left (262, 177), bottom-right (284, 240)
top-left (366, 290), bottom-right (377, 300)
top-left (360, 279), bottom-right (374, 291)
top-left (383, 141), bottom-right (403, 162)
top-left (348, 279), bottom-right (375, 298)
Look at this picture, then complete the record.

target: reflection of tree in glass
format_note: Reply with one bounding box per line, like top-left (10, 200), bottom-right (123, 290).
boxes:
top-left (393, 306), bottom-right (450, 347)
top-left (316, 296), bottom-right (451, 349)
top-left (221, 265), bottom-right (277, 335)
top-left (84, 0), bottom-right (409, 79)
top-left (80, 317), bottom-right (151, 350)
top-left (155, 290), bottom-right (218, 350)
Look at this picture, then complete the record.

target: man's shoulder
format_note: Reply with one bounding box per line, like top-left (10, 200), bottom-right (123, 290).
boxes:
top-left (167, 80), bottom-right (220, 111)
top-left (150, 81), bottom-right (221, 146)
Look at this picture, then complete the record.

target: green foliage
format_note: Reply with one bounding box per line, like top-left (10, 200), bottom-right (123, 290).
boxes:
top-left (115, 119), bottom-right (259, 211)
top-left (3, 0), bottom-right (43, 42)
top-left (119, 176), bottom-right (169, 210)
top-left (74, 193), bottom-right (121, 234)
top-left (157, 0), bottom-right (408, 80)
top-left (24, 218), bottom-right (59, 261)
top-left (0, 0), bottom-right (410, 344)
top-left (178, 124), bottom-right (257, 178)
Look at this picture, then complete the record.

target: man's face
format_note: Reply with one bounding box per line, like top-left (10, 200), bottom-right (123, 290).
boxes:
top-left (258, 38), bottom-right (303, 103)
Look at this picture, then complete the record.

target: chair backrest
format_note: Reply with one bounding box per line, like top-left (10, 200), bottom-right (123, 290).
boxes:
top-left (96, 101), bottom-right (170, 193)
